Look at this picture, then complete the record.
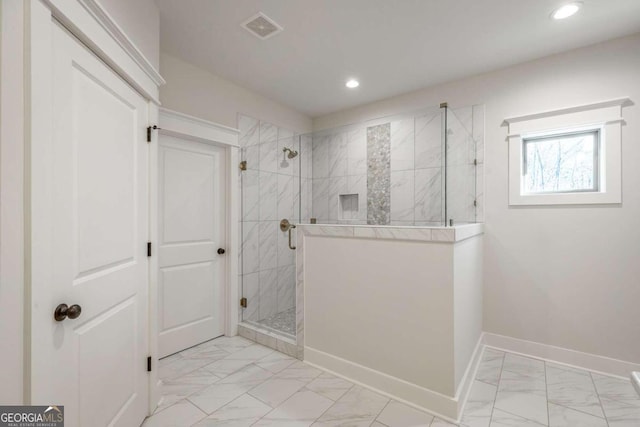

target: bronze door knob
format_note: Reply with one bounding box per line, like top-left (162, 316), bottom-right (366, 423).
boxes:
top-left (54, 303), bottom-right (82, 321)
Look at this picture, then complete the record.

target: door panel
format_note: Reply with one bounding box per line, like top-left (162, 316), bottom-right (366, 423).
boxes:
top-left (158, 135), bottom-right (226, 357)
top-left (31, 22), bottom-right (149, 427)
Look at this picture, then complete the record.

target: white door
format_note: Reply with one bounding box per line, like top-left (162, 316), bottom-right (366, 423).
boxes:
top-left (158, 134), bottom-right (227, 357)
top-left (30, 22), bottom-right (150, 427)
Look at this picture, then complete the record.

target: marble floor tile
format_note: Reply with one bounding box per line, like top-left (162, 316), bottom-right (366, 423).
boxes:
top-left (198, 393), bottom-right (272, 425)
top-left (314, 385), bottom-right (389, 427)
top-left (159, 356), bottom-right (214, 381)
top-left (545, 365), bottom-right (604, 417)
top-left (547, 402), bottom-right (607, 427)
top-left (216, 364), bottom-right (273, 387)
top-left (205, 336), bottom-right (253, 353)
top-left (592, 373), bottom-right (640, 405)
top-left (142, 400), bottom-right (206, 427)
top-left (276, 361), bottom-right (323, 382)
top-left (156, 368), bottom-right (221, 412)
top-left (599, 397), bottom-right (640, 426)
top-left (254, 351), bottom-right (297, 374)
top-left (431, 418), bottom-right (459, 426)
top-left (256, 389), bottom-right (334, 426)
top-left (476, 348), bottom-right (505, 386)
top-left (223, 343), bottom-right (274, 361)
top-left (249, 377), bottom-right (308, 407)
top-left (375, 400), bottom-right (434, 426)
top-left (490, 409), bottom-right (546, 426)
top-left (494, 370), bottom-right (548, 426)
top-left (188, 382), bottom-right (256, 415)
top-left (502, 354), bottom-right (545, 377)
top-left (305, 373), bottom-right (354, 401)
top-left (203, 358), bottom-right (254, 378)
top-left (461, 380), bottom-right (497, 427)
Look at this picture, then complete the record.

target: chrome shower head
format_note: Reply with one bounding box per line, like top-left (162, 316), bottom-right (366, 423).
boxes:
top-left (282, 147), bottom-right (299, 159)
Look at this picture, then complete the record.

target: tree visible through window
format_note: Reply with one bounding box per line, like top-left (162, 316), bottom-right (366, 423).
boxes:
top-left (523, 129), bottom-right (599, 194)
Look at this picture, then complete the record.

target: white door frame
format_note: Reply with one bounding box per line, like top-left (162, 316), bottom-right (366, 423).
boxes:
top-left (157, 108), bottom-right (240, 344)
top-left (25, 0), bottom-right (164, 415)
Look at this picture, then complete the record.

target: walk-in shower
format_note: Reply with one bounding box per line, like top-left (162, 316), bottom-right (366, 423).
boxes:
top-left (238, 103), bottom-right (483, 342)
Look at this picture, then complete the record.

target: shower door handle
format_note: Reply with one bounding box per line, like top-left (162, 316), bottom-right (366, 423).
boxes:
top-left (288, 224), bottom-right (297, 250)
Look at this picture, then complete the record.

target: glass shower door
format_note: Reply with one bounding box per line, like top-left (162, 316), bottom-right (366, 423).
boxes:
top-left (239, 117), bottom-right (302, 340)
top-left (445, 108), bottom-right (477, 225)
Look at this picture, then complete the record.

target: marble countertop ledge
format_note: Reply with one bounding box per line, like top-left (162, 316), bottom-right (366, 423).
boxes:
top-left (298, 223), bottom-right (483, 243)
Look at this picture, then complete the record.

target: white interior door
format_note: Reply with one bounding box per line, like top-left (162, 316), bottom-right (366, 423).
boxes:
top-left (158, 134), bottom-right (227, 358)
top-left (30, 22), bottom-right (150, 427)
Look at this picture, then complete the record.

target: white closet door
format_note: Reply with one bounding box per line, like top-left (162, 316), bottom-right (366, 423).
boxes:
top-left (158, 134), bottom-right (227, 357)
top-left (30, 23), bottom-right (149, 427)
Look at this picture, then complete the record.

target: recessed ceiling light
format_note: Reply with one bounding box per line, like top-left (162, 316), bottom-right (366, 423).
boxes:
top-left (552, 2), bottom-right (582, 20)
top-left (345, 79), bottom-right (360, 89)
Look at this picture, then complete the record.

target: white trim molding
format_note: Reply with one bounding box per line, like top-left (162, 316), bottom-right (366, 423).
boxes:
top-left (159, 108), bottom-right (240, 147)
top-left (44, 0), bottom-right (163, 103)
top-left (483, 332), bottom-right (640, 379)
top-left (505, 97), bottom-right (631, 206)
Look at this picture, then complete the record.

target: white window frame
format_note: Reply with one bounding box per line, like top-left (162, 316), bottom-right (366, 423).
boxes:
top-left (505, 98), bottom-right (629, 206)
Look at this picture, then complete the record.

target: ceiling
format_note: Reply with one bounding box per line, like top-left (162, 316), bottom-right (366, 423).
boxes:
top-left (156, 0), bottom-right (640, 117)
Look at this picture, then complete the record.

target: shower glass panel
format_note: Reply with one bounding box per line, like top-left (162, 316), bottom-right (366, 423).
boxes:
top-left (238, 115), bottom-right (303, 340)
top-left (445, 107), bottom-right (477, 224)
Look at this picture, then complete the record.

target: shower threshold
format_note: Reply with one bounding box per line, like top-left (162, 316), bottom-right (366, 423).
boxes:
top-left (246, 307), bottom-right (296, 340)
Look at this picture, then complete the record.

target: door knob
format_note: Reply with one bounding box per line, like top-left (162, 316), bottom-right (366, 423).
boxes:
top-left (54, 303), bottom-right (82, 321)
top-left (217, 248), bottom-right (226, 255)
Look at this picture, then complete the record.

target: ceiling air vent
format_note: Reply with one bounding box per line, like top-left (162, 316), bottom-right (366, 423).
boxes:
top-left (242, 12), bottom-right (283, 40)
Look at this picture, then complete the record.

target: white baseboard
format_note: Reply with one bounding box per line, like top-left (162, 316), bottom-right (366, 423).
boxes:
top-left (483, 332), bottom-right (640, 379)
top-left (304, 337), bottom-right (484, 423)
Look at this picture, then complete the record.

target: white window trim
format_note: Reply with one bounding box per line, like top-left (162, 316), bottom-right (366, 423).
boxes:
top-left (505, 97), bottom-right (630, 206)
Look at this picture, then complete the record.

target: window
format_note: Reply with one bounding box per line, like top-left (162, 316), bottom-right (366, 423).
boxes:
top-left (522, 129), bottom-right (600, 195)
top-left (505, 98), bottom-right (627, 206)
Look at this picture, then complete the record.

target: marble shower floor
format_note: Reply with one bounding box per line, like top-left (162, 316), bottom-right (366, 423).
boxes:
top-left (144, 337), bottom-right (640, 427)
top-left (255, 307), bottom-right (296, 337)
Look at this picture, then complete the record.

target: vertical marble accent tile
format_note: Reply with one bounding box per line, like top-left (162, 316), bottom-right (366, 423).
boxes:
top-left (259, 140), bottom-right (278, 174)
top-left (414, 112), bottom-right (442, 169)
top-left (328, 176), bottom-right (348, 221)
top-left (259, 268), bottom-right (277, 320)
top-left (259, 221), bottom-right (277, 271)
top-left (494, 370), bottom-right (548, 425)
top-left (312, 136), bottom-right (329, 178)
top-left (328, 132), bottom-right (348, 177)
top-left (260, 121), bottom-right (277, 143)
top-left (546, 364), bottom-right (604, 418)
top-left (548, 402), bottom-right (607, 427)
top-left (390, 118), bottom-right (415, 172)
top-left (241, 221), bottom-right (259, 274)
top-left (312, 178), bottom-right (329, 221)
top-left (414, 168), bottom-right (442, 222)
top-left (315, 385), bottom-right (389, 426)
top-left (347, 127), bottom-right (367, 176)
top-left (461, 380), bottom-right (497, 427)
top-left (277, 265), bottom-right (295, 312)
top-left (367, 123), bottom-right (391, 225)
top-left (277, 174), bottom-right (294, 220)
top-left (238, 114), bottom-right (259, 147)
top-left (390, 170), bottom-right (415, 222)
top-left (242, 169), bottom-right (260, 221)
top-left (259, 172), bottom-right (277, 221)
top-left (241, 272), bottom-right (260, 321)
top-left (278, 137), bottom-right (296, 176)
top-left (376, 400), bottom-right (434, 426)
top-left (347, 174), bottom-right (367, 222)
top-left (476, 348), bottom-right (505, 386)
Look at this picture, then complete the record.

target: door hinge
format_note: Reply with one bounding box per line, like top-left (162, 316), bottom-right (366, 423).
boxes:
top-left (240, 297), bottom-right (247, 308)
top-left (473, 158), bottom-right (478, 166)
top-left (474, 199), bottom-right (477, 207)
top-left (147, 125), bottom-right (160, 142)
top-left (147, 242), bottom-right (152, 257)
top-left (239, 161), bottom-right (247, 171)
top-left (147, 356), bottom-right (152, 372)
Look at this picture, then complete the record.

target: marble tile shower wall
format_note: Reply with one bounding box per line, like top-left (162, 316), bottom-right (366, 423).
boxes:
top-left (311, 105), bottom-right (484, 225)
top-left (238, 114), bottom-right (312, 327)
